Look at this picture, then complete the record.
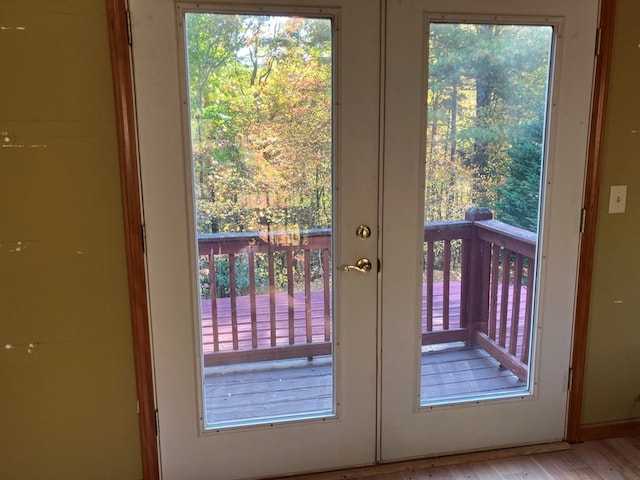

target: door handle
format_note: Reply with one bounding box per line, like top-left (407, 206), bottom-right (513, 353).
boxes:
top-left (341, 258), bottom-right (372, 274)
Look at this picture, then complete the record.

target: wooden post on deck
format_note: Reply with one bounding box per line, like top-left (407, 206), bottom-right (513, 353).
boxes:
top-left (464, 207), bottom-right (493, 345)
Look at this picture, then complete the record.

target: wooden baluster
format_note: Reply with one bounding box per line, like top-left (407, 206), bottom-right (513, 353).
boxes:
top-left (304, 248), bottom-right (312, 343)
top-left (460, 238), bottom-right (470, 329)
top-left (443, 240), bottom-right (451, 330)
top-left (426, 240), bottom-right (434, 332)
top-left (229, 254), bottom-right (239, 351)
top-left (209, 251), bottom-right (219, 352)
top-left (489, 243), bottom-right (500, 341)
top-left (480, 240), bottom-right (491, 334)
top-left (322, 248), bottom-right (331, 342)
top-left (521, 256), bottom-right (536, 364)
top-left (248, 249), bottom-right (258, 349)
top-left (509, 254), bottom-right (523, 356)
top-left (498, 248), bottom-right (512, 348)
top-left (268, 250), bottom-right (276, 347)
top-left (286, 248), bottom-right (295, 345)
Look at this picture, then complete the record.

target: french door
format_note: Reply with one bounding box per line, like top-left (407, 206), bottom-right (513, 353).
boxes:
top-left (129, 0), bottom-right (598, 477)
top-left (131, 0), bottom-right (380, 478)
top-left (380, 0), bottom-right (598, 460)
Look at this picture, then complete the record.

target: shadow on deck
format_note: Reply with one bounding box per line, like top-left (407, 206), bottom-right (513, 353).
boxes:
top-left (204, 344), bottom-right (527, 426)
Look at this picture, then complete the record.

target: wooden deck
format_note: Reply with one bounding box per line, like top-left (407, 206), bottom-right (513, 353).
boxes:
top-left (203, 344), bottom-right (526, 427)
top-left (421, 344), bottom-right (525, 400)
top-left (201, 288), bottom-right (334, 354)
top-left (204, 357), bottom-right (333, 426)
top-left (198, 213), bottom-right (534, 426)
top-left (200, 280), bottom-right (527, 354)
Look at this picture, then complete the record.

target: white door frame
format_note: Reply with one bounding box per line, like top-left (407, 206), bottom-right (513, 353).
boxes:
top-left (106, 0), bottom-right (609, 477)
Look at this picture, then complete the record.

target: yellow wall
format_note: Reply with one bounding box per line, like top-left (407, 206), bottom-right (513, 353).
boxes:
top-left (0, 0), bottom-right (142, 478)
top-left (582, 0), bottom-right (640, 424)
top-left (0, 0), bottom-right (637, 476)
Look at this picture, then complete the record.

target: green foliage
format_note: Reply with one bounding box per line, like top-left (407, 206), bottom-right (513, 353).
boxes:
top-left (425, 23), bottom-right (552, 230)
top-left (211, 255), bottom-right (254, 298)
top-left (494, 120), bottom-right (543, 232)
top-left (200, 251), bottom-right (327, 299)
top-left (185, 16), bottom-right (554, 303)
top-left (185, 14), bottom-right (332, 235)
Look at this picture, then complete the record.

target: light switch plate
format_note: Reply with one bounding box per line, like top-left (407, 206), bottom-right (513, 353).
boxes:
top-left (609, 185), bottom-right (627, 214)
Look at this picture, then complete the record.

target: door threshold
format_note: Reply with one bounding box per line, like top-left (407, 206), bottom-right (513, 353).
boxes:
top-left (280, 442), bottom-right (570, 479)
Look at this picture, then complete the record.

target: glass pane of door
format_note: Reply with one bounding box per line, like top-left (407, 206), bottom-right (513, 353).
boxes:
top-left (420, 23), bottom-right (553, 404)
top-left (184, 12), bottom-right (335, 428)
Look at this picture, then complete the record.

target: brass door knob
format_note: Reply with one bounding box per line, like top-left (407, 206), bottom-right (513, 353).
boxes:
top-left (341, 258), bottom-right (372, 274)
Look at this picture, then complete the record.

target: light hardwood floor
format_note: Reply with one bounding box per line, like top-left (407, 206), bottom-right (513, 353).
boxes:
top-left (286, 436), bottom-right (640, 479)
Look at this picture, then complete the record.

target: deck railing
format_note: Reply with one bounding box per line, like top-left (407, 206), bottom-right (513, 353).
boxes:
top-left (421, 208), bottom-right (536, 381)
top-left (198, 229), bottom-right (332, 366)
top-left (199, 208), bottom-right (536, 380)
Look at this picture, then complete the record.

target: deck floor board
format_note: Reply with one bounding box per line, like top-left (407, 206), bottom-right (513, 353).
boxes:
top-left (204, 346), bottom-right (526, 426)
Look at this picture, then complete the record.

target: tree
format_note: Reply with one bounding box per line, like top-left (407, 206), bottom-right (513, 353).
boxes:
top-left (185, 14), bottom-right (333, 234)
top-left (494, 119), bottom-right (544, 232)
top-left (425, 23), bottom-right (552, 229)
